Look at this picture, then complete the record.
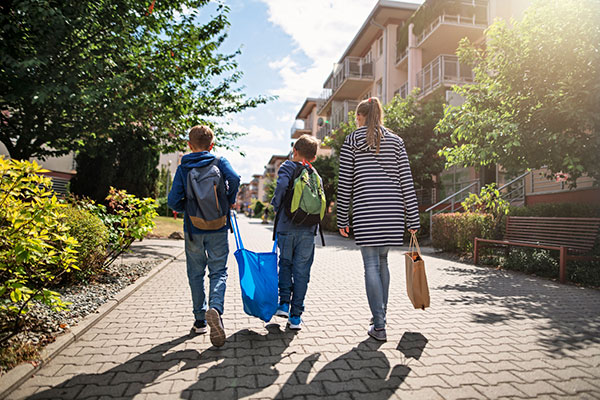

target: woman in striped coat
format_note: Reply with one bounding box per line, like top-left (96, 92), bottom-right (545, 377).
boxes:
top-left (337, 97), bottom-right (420, 341)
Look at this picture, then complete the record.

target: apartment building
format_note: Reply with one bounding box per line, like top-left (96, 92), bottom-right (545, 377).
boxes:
top-left (294, 0), bottom-right (599, 207)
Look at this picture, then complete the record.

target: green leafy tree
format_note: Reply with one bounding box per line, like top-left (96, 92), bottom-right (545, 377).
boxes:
top-left (70, 129), bottom-right (161, 202)
top-left (437, 0), bottom-right (600, 187)
top-left (0, 0), bottom-right (270, 161)
top-left (312, 155), bottom-right (337, 211)
top-left (384, 92), bottom-right (448, 189)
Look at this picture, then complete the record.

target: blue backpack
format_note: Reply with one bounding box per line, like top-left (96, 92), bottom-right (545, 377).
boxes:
top-left (185, 158), bottom-right (228, 230)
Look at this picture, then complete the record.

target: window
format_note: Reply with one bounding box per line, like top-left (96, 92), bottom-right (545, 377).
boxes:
top-left (376, 79), bottom-right (383, 98)
top-left (378, 37), bottom-right (384, 56)
top-left (363, 91), bottom-right (372, 100)
top-left (364, 51), bottom-right (372, 64)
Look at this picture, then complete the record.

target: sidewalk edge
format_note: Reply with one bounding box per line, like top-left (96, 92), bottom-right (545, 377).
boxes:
top-left (0, 249), bottom-right (185, 399)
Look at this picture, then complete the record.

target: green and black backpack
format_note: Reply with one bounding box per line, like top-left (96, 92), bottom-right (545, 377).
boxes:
top-left (273, 162), bottom-right (327, 245)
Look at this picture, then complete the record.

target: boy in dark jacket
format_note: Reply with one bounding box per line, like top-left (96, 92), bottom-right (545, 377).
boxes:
top-left (270, 134), bottom-right (320, 330)
top-left (168, 125), bottom-right (240, 347)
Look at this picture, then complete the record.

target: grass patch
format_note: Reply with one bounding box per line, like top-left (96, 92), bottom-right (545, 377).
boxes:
top-left (149, 216), bottom-right (183, 238)
top-left (0, 342), bottom-right (40, 374)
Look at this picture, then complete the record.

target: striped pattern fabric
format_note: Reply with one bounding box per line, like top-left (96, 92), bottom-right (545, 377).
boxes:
top-left (336, 126), bottom-right (420, 246)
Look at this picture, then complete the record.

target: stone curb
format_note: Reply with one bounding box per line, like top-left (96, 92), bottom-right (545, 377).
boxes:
top-left (0, 248), bottom-right (185, 399)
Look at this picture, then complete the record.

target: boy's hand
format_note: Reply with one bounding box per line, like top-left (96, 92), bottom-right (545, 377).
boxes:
top-left (408, 229), bottom-right (418, 234)
top-left (339, 226), bottom-right (350, 237)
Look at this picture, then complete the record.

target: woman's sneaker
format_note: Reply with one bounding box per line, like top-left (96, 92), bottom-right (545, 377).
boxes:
top-left (206, 308), bottom-right (226, 347)
top-left (368, 325), bottom-right (387, 341)
top-left (287, 315), bottom-right (302, 330)
top-left (192, 319), bottom-right (207, 334)
top-left (275, 303), bottom-right (289, 318)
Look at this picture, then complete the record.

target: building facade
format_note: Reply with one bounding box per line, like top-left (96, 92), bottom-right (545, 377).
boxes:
top-left (293, 0), bottom-right (599, 207)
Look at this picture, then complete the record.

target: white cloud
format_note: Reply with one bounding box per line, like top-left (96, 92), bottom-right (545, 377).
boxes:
top-left (260, 0), bottom-right (380, 104)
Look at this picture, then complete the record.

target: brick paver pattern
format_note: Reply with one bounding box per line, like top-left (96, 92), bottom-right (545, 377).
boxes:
top-left (7, 215), bottom-right (600, 399)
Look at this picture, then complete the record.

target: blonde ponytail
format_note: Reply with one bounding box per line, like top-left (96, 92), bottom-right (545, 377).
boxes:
top-left (356, 97), bottom-right (384, 154)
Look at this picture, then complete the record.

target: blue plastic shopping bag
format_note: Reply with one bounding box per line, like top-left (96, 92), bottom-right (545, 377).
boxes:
top-left (231, 212), bottom-right (278, 322)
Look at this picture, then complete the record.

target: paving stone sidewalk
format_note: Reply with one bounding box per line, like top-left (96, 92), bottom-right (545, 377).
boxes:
top-left (5, 215), bottom-right (600, 399)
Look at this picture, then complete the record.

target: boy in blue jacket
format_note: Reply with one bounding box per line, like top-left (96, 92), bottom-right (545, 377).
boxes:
top-left (168, 125), bottom-right (240, 347)
top-left (271, 134), bottom-right (320, 330)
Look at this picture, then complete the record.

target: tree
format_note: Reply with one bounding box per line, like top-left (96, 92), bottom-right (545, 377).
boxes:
top-left (436, 0), bottom-right (600, 187)
top-left (0, 0), bottom-right (270, 161)
top-left (384, 92), bottom-right (448, 189)
top-left (69, 128), bottom-right (161, 202)
top-left (312, 155), bottom-right (337, 211)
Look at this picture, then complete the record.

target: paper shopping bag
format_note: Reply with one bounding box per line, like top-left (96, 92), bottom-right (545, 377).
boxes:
top-left (404, 232), bottom-right (430, 310)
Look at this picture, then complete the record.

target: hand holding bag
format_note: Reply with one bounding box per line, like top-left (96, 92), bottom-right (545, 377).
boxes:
top-left (404, 232), bottom-right (430, 310)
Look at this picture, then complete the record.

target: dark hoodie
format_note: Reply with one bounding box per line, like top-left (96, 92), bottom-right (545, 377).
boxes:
top-left (168, 151), bottom-right (240, 234)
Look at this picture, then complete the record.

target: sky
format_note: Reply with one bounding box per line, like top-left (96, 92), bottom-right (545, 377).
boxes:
top-left (202, 0), bottom-right (423, 183)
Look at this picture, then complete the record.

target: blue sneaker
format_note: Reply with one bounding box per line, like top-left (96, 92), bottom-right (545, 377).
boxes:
top-left (287, 315), bottom-right (302, 330)
top-left (275, 303), bottom-right (289, 318)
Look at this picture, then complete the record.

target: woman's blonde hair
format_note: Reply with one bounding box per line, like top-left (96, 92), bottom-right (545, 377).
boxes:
top-left (356, 97), bottom-right (384, 153)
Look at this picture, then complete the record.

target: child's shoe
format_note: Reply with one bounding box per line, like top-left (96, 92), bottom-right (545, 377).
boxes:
top-left (275, 303), bottom-right (289, 318)
top-left (206, 308), bottom-right (226, 347)
top-left (367, 325), bottom-right (387, 341)
top-left (191, 319), bottom-right (207, 334)
top-left (287, 315), bottom-right (302, 330)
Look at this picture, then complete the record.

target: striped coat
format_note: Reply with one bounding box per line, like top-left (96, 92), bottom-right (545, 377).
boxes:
top-left (336, 126), bottom-right (420, 246)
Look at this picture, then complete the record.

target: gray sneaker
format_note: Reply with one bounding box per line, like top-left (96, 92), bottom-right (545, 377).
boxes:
top-left (368, 325), bottom-right (387, 341)
top-left (206, 308), bottom-right (226, 347)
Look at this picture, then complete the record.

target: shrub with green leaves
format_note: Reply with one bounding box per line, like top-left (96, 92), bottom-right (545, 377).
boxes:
top-left (60, 205), bottom-right (109, 282)
top-left (0, 158), bottom-right (78, 343)
top-left (432, 212), bottom-right (494, 253)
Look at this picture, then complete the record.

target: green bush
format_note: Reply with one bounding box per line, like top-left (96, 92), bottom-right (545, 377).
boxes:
top-left (73, 188), bottom-right (157, 268)
top-left (60, 205), bottom-right (109, 282)
top-left (508, 202), bottom-right (600, 218)
top-left (432, 212), bottom-right (494, 253)
top-left (0, 158), bottom-right (78, 344)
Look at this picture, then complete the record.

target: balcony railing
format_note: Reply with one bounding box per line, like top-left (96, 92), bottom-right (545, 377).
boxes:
top-left (319, 57), bottom-right (373, 109)
top-left (416, 4), bottom-right (489, 47)
top-left (396, 46), bottom-right (408, 65)
top-left (394, 82), bottom-right (409, 99)
top-left (316, 123), bottom-right (331, 142)
top-left (416, 54), bottom-right (474, 97)
top-left (331, 100), bottom-right (359, 130)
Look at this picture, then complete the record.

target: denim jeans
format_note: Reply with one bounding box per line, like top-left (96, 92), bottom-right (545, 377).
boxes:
top-left (277, 231), bottom-right (315, 317)
top-left (184, 230), bottom-right (229, 321)
top-left (359, 246), bottom-right (390, 330)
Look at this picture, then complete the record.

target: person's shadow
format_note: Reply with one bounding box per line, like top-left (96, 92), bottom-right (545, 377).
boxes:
top-left (29, 324), bottom-right (296, 399)
top-left (180, 324), bottom-right (296, 399)
top-left (273, 333), bottom-right (427, 400)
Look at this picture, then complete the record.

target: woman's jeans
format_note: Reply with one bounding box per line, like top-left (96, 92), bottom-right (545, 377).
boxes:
top-left (185, 231), bottom-right (229, 321)
top-left (277, 231), bottom-right (315, 317)
top-left (359, 246), bottom-right (390, 330)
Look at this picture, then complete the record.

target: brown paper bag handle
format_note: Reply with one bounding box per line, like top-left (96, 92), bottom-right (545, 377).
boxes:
top-left (409, 231), bottom-right (422, 257)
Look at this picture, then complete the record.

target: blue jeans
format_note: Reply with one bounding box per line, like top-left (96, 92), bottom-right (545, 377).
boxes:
top-left (360, 246), bottom-right (390, 330)
top-left (277, 231), bottom-right (315, 317)
top-left (184, 231), bottom-right (229, 321)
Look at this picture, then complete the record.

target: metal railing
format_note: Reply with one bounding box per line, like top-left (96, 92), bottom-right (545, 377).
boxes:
top-left (498, 170), bottom-right (531, 206)
top-left (395, 82), bottom-right (409, 99)
top-left (425, 181), bottom-right (480, 239)
top-left (331, 100), bottom-right (359, 130)
top-left (416, 7), bottom-right (489, 47)
top-left (416, 54), bottom-right (474, 97)
top-left (316, 123), bottom-right (331, 142)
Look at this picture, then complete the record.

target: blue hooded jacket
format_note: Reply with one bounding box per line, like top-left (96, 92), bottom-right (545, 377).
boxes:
top-left (168, 151), bottom-right (240, 234)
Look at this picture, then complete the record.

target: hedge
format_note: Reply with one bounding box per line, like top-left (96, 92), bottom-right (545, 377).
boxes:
top-left (431, 212), bottom-right (494, 253)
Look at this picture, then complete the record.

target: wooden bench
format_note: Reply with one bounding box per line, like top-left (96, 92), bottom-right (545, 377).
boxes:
top-left (474, 216), bottom-right (600, 283)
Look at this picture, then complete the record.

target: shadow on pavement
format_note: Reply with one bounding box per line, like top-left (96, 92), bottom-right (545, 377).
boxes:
top-left (439, 264), bottom-right (600, 354)
top-left (180, 324), bottom-right (296, 399)
top-left (274, 337), bottom-right (422, 399)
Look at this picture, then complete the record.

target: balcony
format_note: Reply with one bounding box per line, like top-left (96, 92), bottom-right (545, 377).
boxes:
top-left (331, 100), bottom-right (359, 130)
top-left (318, 56), bottom-right (374, 114)
top-left (416, 54), bottom-right (474, 98)
top-left (316, 123), bottom-right (331, 142)
top-left (290, 119), bottom-right (312, 139)
top-left (394, 82), bottom-right (409, 99)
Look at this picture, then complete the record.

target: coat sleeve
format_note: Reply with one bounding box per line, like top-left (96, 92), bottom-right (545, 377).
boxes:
top-left (336, 140), bottom-right (354, 228)
top-left (271, 162), bottom-right (292, 212)
top-left (219, 157), bottom-right (240, 205)
top-left (167, 166), bottom-right (186, 213)
top-left (397, 140), bottom-right (421, 230)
